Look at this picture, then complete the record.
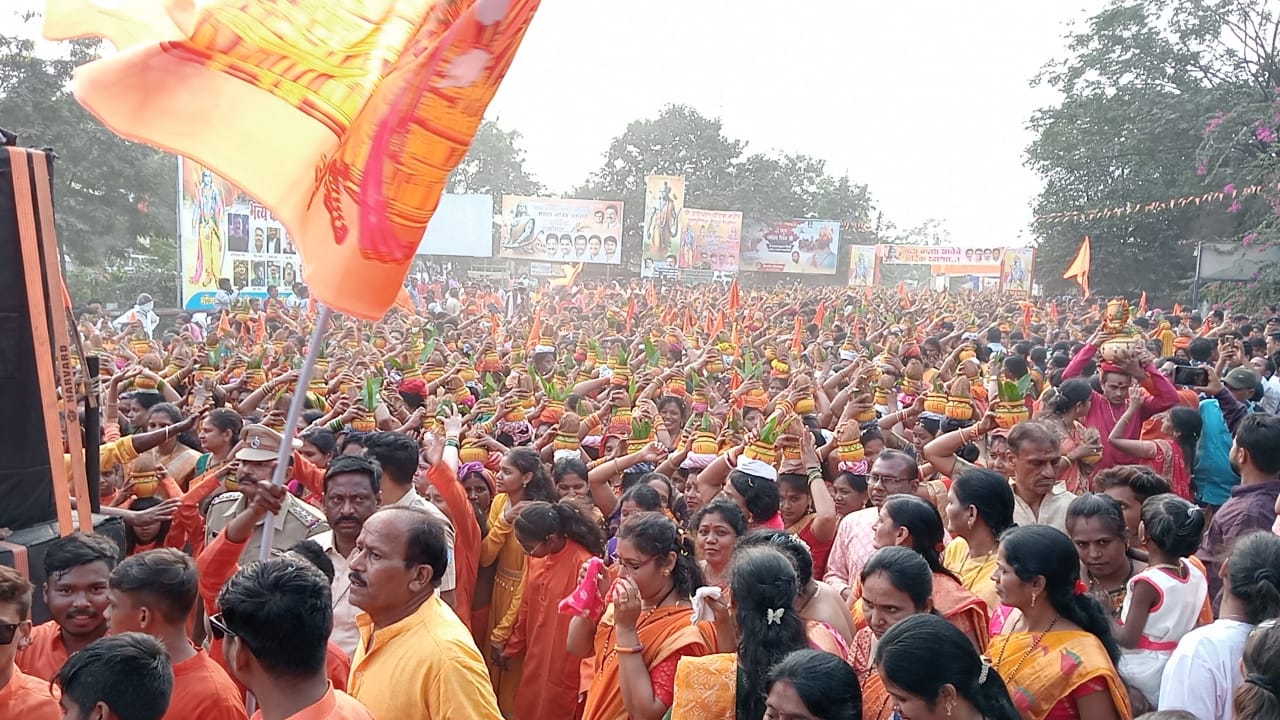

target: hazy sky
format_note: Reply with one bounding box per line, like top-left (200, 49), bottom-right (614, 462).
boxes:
top-left (15, 0), bottom-right (1110, 248)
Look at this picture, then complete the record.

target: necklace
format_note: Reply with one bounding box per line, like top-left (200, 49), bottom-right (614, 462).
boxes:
top-left (995, 614), bottom-right (1061, 685)
top-left (1089, 557), bottom-right (1134, 590)
top-left (796, 582), bottom-right (819, 613)
top-left (641, 584), bottom-right (677, 612)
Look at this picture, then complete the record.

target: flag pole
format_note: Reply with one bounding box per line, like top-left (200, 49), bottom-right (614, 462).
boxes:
top-left (258, 304), bottom-right (333, 562)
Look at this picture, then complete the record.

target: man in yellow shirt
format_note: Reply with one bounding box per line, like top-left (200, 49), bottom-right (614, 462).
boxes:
top-left (347, 507), bottom-right (500, 719)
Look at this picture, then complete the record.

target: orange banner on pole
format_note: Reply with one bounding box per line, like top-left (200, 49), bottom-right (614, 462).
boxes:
top-left (46, 0), bottom-right (542, 320)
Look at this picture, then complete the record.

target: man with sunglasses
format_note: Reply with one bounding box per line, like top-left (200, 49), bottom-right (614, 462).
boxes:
top-left (0, 566), bottom-right (58, 718)
top-left (106, 549), bottom-right (246, 720)
top-left (53, 632), bottom-right (173, 720)
top-left (17, 532), bottom-right (118, 682)
top-left (823, 450), bottom-right (920, 601)
top-left (213, 558), bottom-right (371, 719)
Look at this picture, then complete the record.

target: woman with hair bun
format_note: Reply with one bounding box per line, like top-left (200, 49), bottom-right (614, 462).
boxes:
top-left (861, 494), bottom-right (989, 652)
top-left (852, 547), bottom-right (937, 720)
top-left (876, 614), bottom-right (1021, 720)
top-left (669, 546), bottom-right (810, 719)
top-left (943, 468), bottom-right (1016, 612)
top-left (1041, 378), bottom-right (1100, 493)
top-left (569, 512), bottom-right (708, 720)
top-left (1161, 531), bottom-right (1280, 719)
top-left (988, 525), bottom-right (1129, 720)
top-left (498, 501), bottom-right (605, 720)
top-left (1233, 617), bottom-right (1280, 720)
top-left (765, 649), bottom-right (862, 720)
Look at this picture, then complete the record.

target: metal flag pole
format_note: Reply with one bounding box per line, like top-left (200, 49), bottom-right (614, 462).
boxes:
top-left (257, 304), bottom-right (333, 562)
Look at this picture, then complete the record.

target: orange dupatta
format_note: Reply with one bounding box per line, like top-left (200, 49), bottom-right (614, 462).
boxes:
top-left (988, 630), bottom-right (1131, 720)
top-left (860, 670), bottom-right (896, 720)
top-left (580, 606), bottom-right (708, 720)
top-left (670, 653), bottom-right (737, 720)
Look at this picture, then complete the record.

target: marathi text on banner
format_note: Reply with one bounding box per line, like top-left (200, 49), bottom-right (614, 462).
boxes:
top-left (497, 196), bottom-right (624, 265)
top-left (676, 208), bottom-right (742, 275)
top-left (877, 244), bottom-right (1007, 275)
top-left (642, 175), bottom-right (685, 277)
top-left (740, 219), bottom-right (841, 274)
top-left (1001, 248), bottom-right (1036, 293)
top-left (179, 157), bottom-right (300, 312)
top-left (847, 245), bottom-right (878, 287)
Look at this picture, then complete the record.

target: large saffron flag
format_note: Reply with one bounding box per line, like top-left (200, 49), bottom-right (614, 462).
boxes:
top-left (1062, 236), bottom-right (1092, 298)
top-left (44, 0), bottom-right (541, 320)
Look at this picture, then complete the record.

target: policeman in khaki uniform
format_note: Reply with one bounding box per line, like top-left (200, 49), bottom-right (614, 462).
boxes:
top-left (205, 424), bottom-right (328, 563)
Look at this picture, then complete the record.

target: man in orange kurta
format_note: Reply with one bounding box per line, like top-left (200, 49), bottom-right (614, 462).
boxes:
top-left (502, 539), bottom-right (596, 720)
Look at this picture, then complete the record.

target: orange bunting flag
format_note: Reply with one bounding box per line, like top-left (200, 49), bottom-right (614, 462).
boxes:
top-left (46, 0), bottom-right (542, 321)
top-left (1062, 236), bottom-right (1092, 298)
top-left (525, 309), bottom-right (543, 353)
top-left (727, 277), bottom-right (741, 314)
top-left (1137, 291), bottom-right (1148, 318)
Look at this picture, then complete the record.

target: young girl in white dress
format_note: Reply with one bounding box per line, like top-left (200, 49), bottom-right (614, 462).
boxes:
top-left (1115, 493), bottom-right (1208, 706)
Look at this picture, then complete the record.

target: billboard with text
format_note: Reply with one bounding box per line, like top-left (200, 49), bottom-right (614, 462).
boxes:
top-left (741, 219), bottom-right (840, 274)
top-left (497, 195), bottom-right (624, 264)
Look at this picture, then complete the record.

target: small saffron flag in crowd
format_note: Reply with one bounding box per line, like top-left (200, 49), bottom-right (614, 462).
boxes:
top-left (44, 0), bottom-right (542, 320)
top-left (1063, 236), bottom-right (1092, 299)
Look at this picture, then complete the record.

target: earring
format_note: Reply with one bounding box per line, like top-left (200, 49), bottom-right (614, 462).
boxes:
top-left (946, 700), bottom-right (955, 716)
top-left (1031, 591), bottom-right (1037, 608)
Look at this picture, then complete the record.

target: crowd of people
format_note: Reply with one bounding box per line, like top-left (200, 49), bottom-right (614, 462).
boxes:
top-left (2, 278), bottom-right (1280, 720)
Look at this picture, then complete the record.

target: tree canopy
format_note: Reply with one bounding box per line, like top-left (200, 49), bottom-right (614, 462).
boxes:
top-left (1028, 0), bottom-right (1279, 301)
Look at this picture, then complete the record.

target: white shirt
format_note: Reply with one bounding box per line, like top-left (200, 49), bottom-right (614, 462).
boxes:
top-left (1011, 482), bottom-right (1077, 535)
top-left (310, 529), bottom-right (360, 657)
top-left (1259, 374), bottom-right (1280, 414)
top-left (389, 488), bottom-right (457, 593)
top-left (1158, 618), bottom-right (1252, 720)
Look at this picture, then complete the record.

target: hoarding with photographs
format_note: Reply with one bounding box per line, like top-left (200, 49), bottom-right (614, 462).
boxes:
top-left (497, 195), bottom-right (624, 264)
top-left (676, 208), bottom-right (742, 274)
top-left (740, 219), bottom-right (841, 274)
top-left (847, 245), bottom-right (878, 287)
top-left (999, 248), bottom-right (1036, 293)
top-left (877, 244), bottom-right (1005, 276)
top-left (641, 175), bottom-right (685, 277)
top-left (177, 157), bottom-right (300, 311)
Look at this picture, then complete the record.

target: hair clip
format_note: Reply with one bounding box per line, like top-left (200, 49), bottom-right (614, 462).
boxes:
top-left (978, 655), bottom-right (992, 684)
top-left (766, 608), bottom-right (785, 625)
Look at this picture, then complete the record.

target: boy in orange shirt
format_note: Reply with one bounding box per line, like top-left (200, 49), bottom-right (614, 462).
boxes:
top-left (106, 548), bottom-right (247, 720)
top-left (17, 532), bottom-right (118, 681)
top-left (0, 566), bottom-right (58, 719)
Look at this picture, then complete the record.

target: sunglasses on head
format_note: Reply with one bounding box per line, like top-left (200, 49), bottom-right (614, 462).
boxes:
top-left (0, 623), bottom-right (19, 645)
top-left (207, 613), bottom-right (236, 641)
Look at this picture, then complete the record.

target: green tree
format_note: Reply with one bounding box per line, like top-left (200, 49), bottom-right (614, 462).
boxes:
top-left (574, 105), bottom-right (873, 267)
top-left (0, 21), bottom-right (175, 270)
top-left (1026, 0), bottom-right (1268, 298)
top-left (447, 119), bottom-right (543, 207)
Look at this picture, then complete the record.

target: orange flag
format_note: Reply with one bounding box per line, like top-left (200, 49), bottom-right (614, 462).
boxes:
top-left (1062, 236), bottom-right (1092, 298)
top-left (710, 309), bottom-right (725, 339)
top-left (1173, 303), bottom-right (1183, 316)
top-left (254, 311), bottom-right (267, 344)
top-left (728, 278), bottom-right (741, 314)
top-left (624, 296), bottom-right (636, 334)
top-left (1137, 290), bottom-right (1148, 318)
top-left (525, 309), bottom-right (543, 353)
top-left (393, 287), bottom-right (416, 315)
top-left (218, 308), bottom-right (232, 335)
top-left (683, 308), bottom-right (694, 334)
top-left (47, 0), bottom-right (542, 321)
top-left (813, 301), bottom-right (827, 328)
top-left (550, 262), bottom-right (582, 289)
top-left (790, 314), bottom-right (804, 355)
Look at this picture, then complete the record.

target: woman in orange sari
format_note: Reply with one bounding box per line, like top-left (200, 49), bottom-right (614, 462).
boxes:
top-left (988, 525), bottom-right (1130, 720)
top-left (568, 512), bottom-right (707, 720)
top-left (854, 546), bottom-right (939, 720)
top-left (499, 501), bottom-right (605, 720)
top-left (854, 494), bottom-right (989, 652)
top-left (668, 546), bottom-right (811, 719)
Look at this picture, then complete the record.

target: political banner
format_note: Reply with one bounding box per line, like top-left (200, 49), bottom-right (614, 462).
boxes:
top-left (641, 175), bottom-right (685, 277)
top-left (740, 219), bottom-right (841, 274)
top-left (675, 208), bottom-right (742, 275)
top-left (1000, 248), bottom-right (1036, 293)
top-left (417, 194), bottom-right (495, 258)
top-left (877, 244), bottom-right (1008, 275)
top-left (497, 196), bottom-right (624, 264)
top-left (178, 157), bottom-right (300, 312)
top-left (847, 245), bottom-right (878, 287)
